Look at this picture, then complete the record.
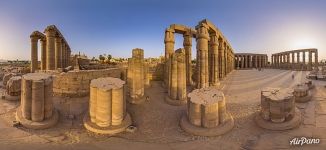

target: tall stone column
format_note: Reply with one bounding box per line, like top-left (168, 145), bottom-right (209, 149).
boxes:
top-left (196, 24), bottom-right (209, 88)
top-left (67, 49), bottom-right (71, 66)
top-left (249, 55), bottom-right (252, 68)
top-left (127, 48), bottom-right (145, 104)
top-left (165, 49), bottom-right (187, 105)
top-left (297, 52), bottom-right (300, 70)
top-left (225, 47), bottom-right (228, 74)
top-left (183, 32), bottom-right (193, 86)
top-left (241, 55), bottom-right (244, 68)
top-left (315, 50), bottom-right (318, 69)
top-left (164, 28), bottom-right (175, 87)
top-left (303, 51), bottom-right (306, 70)
top-left (209, 34), bottom-right (219, 86)
top-left (30, 35), bottom-right (38, 73)
top-left (291, 52), bottom-right (295, 70)
top-left (84, 77), bottom-right (132, 134)
top-left (61, 42), bottom-right (66, 68)
top-left (40, 39), bottom-right (47, 70)
top-left (45, 26), bottom-right (56, 70)
top-left (287, 53), bottom-right (290, 69)
top-left (218, 40), bottom-right (225, 79)
top-left (308, 50), bottom-right (312, 71)
top-left (55, 36), bottom-right (62, 69)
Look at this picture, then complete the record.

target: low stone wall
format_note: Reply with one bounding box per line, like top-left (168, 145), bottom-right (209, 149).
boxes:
top-left (53, 68), bottom-right (122, 97)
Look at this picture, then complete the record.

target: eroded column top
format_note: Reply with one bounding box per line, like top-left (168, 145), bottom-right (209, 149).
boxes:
top-left (188, 87), bottom-right (225, 105)
top-left (90, 77), bottom-right (125, 90)
top-left (262, 87), bottom-right (294, 101)
top-left (23, 73), bottom-right (52, 81)
top-left (294, 84), bottom-right (309, 93)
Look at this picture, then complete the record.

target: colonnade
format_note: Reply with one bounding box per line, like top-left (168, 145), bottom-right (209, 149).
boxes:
top-left (164, 19), bottom-right (235, 89)
top-left (271, 49), bottom-right (318, 71)
top-left (235, 53), bottom-right (268, 69)
top-left (30, 25), bottom-right (71, 73)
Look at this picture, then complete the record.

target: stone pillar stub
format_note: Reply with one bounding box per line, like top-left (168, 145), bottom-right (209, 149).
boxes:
top-left (84, 77), bottom-right (131, 135)
top-left (16, 73), bottom-right (58, 129)
top-left (180, 87), bottom-right (234, 136)
top-left (255, 87), bottom-right (301, 130)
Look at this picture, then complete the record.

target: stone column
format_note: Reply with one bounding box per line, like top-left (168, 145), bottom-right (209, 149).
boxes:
top-left (249, 55), bottom-right (252, 68)
top-left (218, 40), bottom-right (225, 79)
top-left (45, 27), bottom-right (56, 70)
top-left (303, 51), bottom-right (306, 70)
top-left (308, 50), bottom-right (312, 71)
top-left (30, 35), bottom-right (38, 73)
top-left (225, 47), bottom-right (228, 73)
top-left (144, 62), bottom-right (150, 88)
top-left (240, 55), bottom-right (244, 69)
top-left (164, 28), bottom-right (175, 87)
top-left (84, 77), bottom-right (131, 134)
top-left (236, 56), bottom-right (239, 69)
top-left (315, 50), bottom-right (318, 69)
top-left (67, 48), bottom-right (71, 67)
top-left (183, 32), bottom-right (193, 86)
top-left (61, 42), bottom-right (66, 68)
top-left (165, 49), bottom-right (187, 105)
top-left (297, 52), bottom-right (300, 70)
top-left (127, 48), bottom-right (145, 104)
top-left (255, 87), bottom-right (301, 130)
top-left (55, 36), bottom-right (62, 69)
top-left (40, 39), bottom-right (47, 70)
top-left (287, 53), bottom-right (290, 69)
top-left (17, 73), bottom-right (58, 129)
top-left (179, 87), bottom-right (234, 136)
top-left (291, 52), bottom-right (295, 70)
top-left (196, 24), bottom-right (209, 88)
top-left (209, 34), bottom-right (219, 86)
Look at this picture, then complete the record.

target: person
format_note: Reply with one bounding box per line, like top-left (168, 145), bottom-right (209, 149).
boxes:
top-left (292, 73), bottom-right (294, 79)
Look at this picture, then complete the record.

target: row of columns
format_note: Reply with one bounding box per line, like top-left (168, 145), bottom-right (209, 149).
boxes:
top-left (164, 22), bottom-right (235, 90)
top-left (30, 25), bottom-right (71, 73)
top-left (271, 49), bottom-right (318, 71)
top-left (235, 54), bottom-right (268, 69)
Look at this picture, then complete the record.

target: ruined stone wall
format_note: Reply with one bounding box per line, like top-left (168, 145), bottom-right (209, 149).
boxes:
top-left (53, 68), bottom-right (122, 97)
top-left (148, 63), bottom-right (164, 81)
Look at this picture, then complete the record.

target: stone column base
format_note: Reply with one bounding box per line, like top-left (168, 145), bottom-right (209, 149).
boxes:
top-left (83, 113), bottom-right (132, 135)
top-left (16, 106), bottom-right (59, 130)
top-left (4, 93), bottom-right (20, 101)
top-left (128, 96), bottom-right (146, 105)
top-left (254, 107), bottom-right (301, 131)
top-left (179, 113), bottom-right (234, 137)
top-left (295, 92), bottom-right (312, 103)
top-left (164, 95), bottom-right (187, 106)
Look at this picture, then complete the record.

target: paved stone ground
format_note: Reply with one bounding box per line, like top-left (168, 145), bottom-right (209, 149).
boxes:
top-left (0, 69), bottom-right (325, 150)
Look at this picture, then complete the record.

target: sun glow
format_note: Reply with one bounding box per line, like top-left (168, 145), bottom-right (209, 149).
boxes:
top-left (292, 37), bottom-right (317, 50)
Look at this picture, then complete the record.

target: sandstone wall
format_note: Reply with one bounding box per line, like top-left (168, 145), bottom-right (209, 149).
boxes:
top-left (53, 68), bottom-right (122, 97)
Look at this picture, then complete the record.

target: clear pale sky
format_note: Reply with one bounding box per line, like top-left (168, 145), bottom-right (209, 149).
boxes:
top-left (0, 0), bottom-right (325, 61)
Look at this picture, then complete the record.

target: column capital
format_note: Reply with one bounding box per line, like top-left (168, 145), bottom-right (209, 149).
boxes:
top-left (45, 26), bottom-right (56, 37)
top-left (164, 28), bottom-right (175, 44)
top-left (183, 32), bottom-right (192, 46)
top-left (196, 24), bottom-right (209, 40)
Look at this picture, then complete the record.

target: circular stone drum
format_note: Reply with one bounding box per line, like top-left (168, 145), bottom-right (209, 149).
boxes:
top-left (294, 84), bottom-right (311, 103)
top-left (305, 81), bottom-right (315, 90)
top-left (83, 77), bottom-right (132, 135)
top-left (16, 73), bottom-right (58, 129)
top-left (180, 87), bottom-right (234, 136)
top-left (5, 76), bottom-right (22, 101)
top-left (255, 87), bottom-right (301, 130)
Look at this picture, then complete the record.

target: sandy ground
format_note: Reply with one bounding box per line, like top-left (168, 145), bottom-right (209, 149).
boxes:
top-left (0, 69), bottom-right (325, 150)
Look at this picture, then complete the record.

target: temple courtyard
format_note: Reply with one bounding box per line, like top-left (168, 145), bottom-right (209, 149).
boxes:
top-left (0, 69), bottom-right (325, 150)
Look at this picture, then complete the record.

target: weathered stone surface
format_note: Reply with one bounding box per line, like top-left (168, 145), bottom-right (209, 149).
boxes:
top-left (52, 68), bottom-right (122, 97)
top-left (127, 48), bottom-right (145, 104)
top-left (2, 73), bottom-right (16, 87)
top-left (84, 77), bottom-right (131, 134)
top-left (16, 73), bottom-right (58, 129)
top-left (180, 87), bottom-right (234, 136)
top-left (256, 87), bottom-right (301, 130)
top-left (6, 76), bottom-right (21, 96)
